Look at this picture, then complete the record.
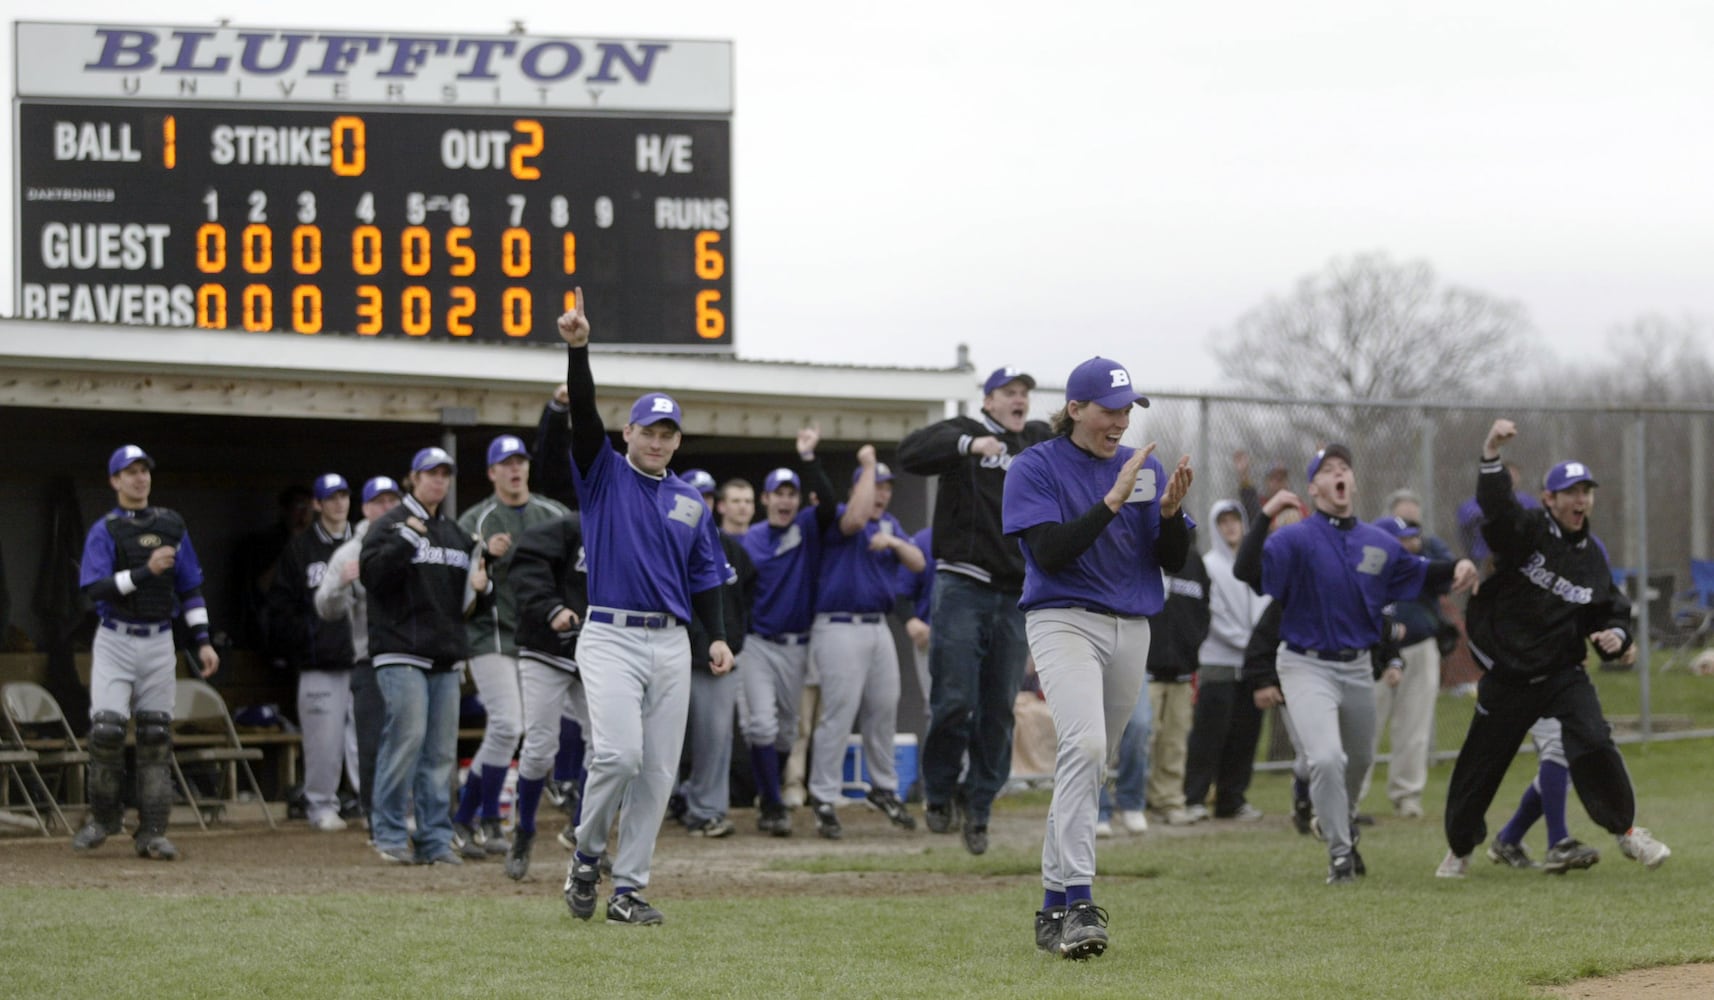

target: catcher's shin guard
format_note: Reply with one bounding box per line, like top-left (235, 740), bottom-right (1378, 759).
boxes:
top-left (133, 711), bottom-right (175, 841)
top-left (86, 710), bottom-right (128, 830)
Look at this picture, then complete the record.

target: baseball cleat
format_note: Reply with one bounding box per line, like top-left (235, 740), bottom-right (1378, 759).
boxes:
top-left (505, 829), bottom-right (535, 881)
top-left (1034, 907), bottom-right (1066, 952)
top-left (756, 803), bottom-right (792, 837)
top-left (479, 818), bottom-right (510, 855)
top-left (1292, 795), bottom-right (1314, 836)
top-left (962, 823), bottom-right (989, 856)
top-left (134, 835), bottom-right (179, 861)
top-left (1543, 837), bottom-right (1598, 875)
top-left (1326, 853), bottom-right (1356, 885)
top-left (1350, 847), bottom-right (1367, 877)
top-left (71, 819), bottom-right (119, 853)
top-left (865, 789), bottom-right (917, 830)
top-left (1435, 850), bottom-right (1471, 879)
top-left (606, 892), bottom-right (664, 926)
top-left (557, 826), bottom-right (577, 851)
top-left (811, 799), bottom-right (842, 840)
top-left (1057, 900), bottom-right (1109, 960)
top-left (1618, 827), bottom-right (1670, 869)
top-left (451, 821), bottom-right (487, 860)
top-left (925, 802), bottom-right (954, 834)
top-left (1487, 839), bottom-right (1539, 870)
top-left (565, 857), bottom-right (601, 920)
top-left (688, 816), bottom-right (735, 838)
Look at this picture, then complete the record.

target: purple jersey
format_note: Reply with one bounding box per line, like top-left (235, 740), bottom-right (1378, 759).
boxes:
top-left (1002, 436), bottom-right (1173, 616)
top-left (1261, 512), bottom-right (1429, 651)
top-left (742, 506), bottom-right (823, 635)
top-left (816, 506), bottom-right (908, 614)
top-left (79, 507), bottom-right (208, 622)
top-left (571, 446), bottom-right (727, 620)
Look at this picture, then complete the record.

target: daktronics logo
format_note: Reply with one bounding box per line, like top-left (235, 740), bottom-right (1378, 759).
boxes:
top-left (82, 29), bottom-right (670, 85)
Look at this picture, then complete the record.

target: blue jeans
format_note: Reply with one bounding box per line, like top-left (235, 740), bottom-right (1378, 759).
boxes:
top-left (920, 572), bottom-right (1028, 824)
top-left (1100, 684), bottom-right (1153, 817)
top-left (371, 666), bottom-right (461, 861)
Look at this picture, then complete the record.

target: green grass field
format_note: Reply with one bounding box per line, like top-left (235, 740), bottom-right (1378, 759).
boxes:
top-left (4, 670), bottom-right (1710, 999)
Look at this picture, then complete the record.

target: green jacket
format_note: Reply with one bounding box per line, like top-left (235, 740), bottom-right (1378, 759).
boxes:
top-left (459, 493), bottom-right (571, 656)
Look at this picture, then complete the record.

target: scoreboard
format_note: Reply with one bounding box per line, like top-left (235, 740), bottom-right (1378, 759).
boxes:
top-left (13, 22), bottom-right (734, 349)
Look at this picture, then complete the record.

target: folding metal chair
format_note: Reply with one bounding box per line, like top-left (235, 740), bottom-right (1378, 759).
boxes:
top-left (1, 682), bottom-right (85, 835)
top-left (171, 680), bottom-right (277, 830)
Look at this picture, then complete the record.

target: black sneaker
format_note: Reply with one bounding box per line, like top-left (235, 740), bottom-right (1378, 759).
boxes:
top-left (1487, 839), bottom-right (1538, 870)
top-left (606, 892), bottom-right (665, 926)
top-left (564, 858), bottom-right (601, 920)
top-left (688, 816), bottom-right (735, 838)
top-left (134, 834), bottom-right (179, 861)
top-left (925, 802), bottom-right (954, 834)
top-left (1293, 796), bottom-right (1314, 836)
top-left (1057, 900), bottom-right (1109, 960)
top-left (811, 799), bottom-right (842, 840)
top-left (1543, 837), bottom-right (1600, 875)
top-left (451, 821), bottom-right (487, 860)
top-left (71, 818), bottom-right (119, 853)
top-left (963, 823), bottom-right (989, 856)
top-left (1034, 907), bottom-right (1066, 952)
top-left (667, 793), bottom-right (688, 823)
top-left (757, 803), bottom-right (793, 837)
top-left (480, 818), bottom-right (510, 856)
top-left (1350, 847), bottom-right (1367, 877)
top-left (505, 829), bottom-right (535, 881)
top-left (866, 789), bottom-right (917, 830)
top-left (1327, 853), bottom-right (1356, 885)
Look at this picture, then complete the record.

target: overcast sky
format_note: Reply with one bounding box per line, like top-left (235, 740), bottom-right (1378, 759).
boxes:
top-left (5, 1), bottom-right (1711, 393)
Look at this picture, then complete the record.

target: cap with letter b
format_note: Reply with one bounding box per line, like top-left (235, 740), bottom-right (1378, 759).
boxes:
top-left (629, 392), bottom-right (683, 428)
top-left (983, 366), bottom-right (1037, 396)
top-left (108, 444), bottom-right (154, 476)
top-left (681, 468), bottom-right (717, 495)
top-left (362, 476), bottom-right (403, 504)
top-left (412, 447), bottom-right (456, 473)
top-left (313, 473), bottom-right (351, 500)
top-left (763, 468), bottom-right (801, 494)
top-left (1544, 460), bottom-right (1597, 492)
top-left (486, 434), bottom-right (529, 467)
top-left (1065, 357), bottom-right (1150, 410)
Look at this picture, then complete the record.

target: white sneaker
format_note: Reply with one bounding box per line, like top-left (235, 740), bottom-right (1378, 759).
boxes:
top-left (1230, 804), bottom-right (1264, 823)
top-left (1184, 804), bottom-right (1210, 823)
top-left (1435, 850), bottom-right (1470, 879)
top-left (1120, 810), bottom-right (1149, 833)
top-left (1618, 827), bottom-right (1671, 869)
top-left (310, 813), bottom-right (348, 832)
top-left (1095, 819), bottom-right (1114, 838)
top-left (782, 788), bottom-right (806, 809)
top-left (1163, 808), bottom-right (1196, 827)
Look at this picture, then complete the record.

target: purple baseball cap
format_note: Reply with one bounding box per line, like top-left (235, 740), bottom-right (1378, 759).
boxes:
top-left (763, 468), bottom-right (801, 493)
top-left (1544, 460), bottom-right (1598, 492)
top-left (1065, 357), bottom-right (1150, 409)
top-left (313, 473), bottom-right (351, 500)
top-left (629, 392), bottom-right (683, 428)
top-left (411, 447), bottom-right (456, 473)
top-left (983, 366), bottom-right (1037, 396)
top-left (852, 462), bottom-right (895, 485)
top-left (361, 476), bottom-right (402, 504)
top-left (1306, 443), bottom-right (1354, 481)
top-left (107, 444), bottom-right (154, 476)
top-left (681, 468), bottom-right (717, 495)
top-left (1372, 515), bottom-right (1421, 540)
top-left (486, 434), bottom-right (528, 466)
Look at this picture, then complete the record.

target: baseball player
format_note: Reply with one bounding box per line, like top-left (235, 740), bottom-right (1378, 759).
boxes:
top-left (314, 476), bottom-right (403, 823)
top-left (898, 365), bottom-right (1051, 854)
top-left (806, 458), bottom-right (926, 838)
top-left (739, 435), bottom-right (866, 835)
top-left (1438, 419), bottom-right (1670, 877)
top-left (503, 512), bottom-right (590, 879)
top-left (674, 470), bottom-right (755, 838)
top-left (554, 290), bottom-right (734, 926)
top-left (72, 445), bottom-right (220, 860)
top-left (1001, 357), bottom-right (1193, 960)
top-left (450, 434), bottom-right (571, 859)
top-left (361, 447), bottom-right (491, 865)
top-left (266, 473), bottom-right (357, 832)
top-left (1235, 444), bottom-right (1476, 884)
top-left (1486, 718), bottom-right (1601, 874)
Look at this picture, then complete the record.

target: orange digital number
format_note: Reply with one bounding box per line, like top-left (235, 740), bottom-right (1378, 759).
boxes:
top-left (401, 287), bottom-right (432, 336)
top-left (501, 287), bottom-right (531, 337)
top-left (196, 223), bottom-right (226, 273)
top-left (355, 285), bottom-right (383, 335)
top-left (241, 223), bottom-right (272, 274)
top-left (501, 228), bottom-right (531, 278)
top-left (242, 285), bottom-right (273, 332)
top-left (163, 115), bottom-right (177, 169)
top-left (562, 232), bottom-right (577, 275)
top-left (196, 284), bottom-right (227, 328)
top-left (331, 116), bottom-right (366, 177)
top-left (696, 290), bottom-right (725, 339)
top-left (695, 231), bottom-right (725, 280)
top-left (401, 226), bottom-right (432, 277)
top-left (292, 286), bottom-right (322, 334)
top-left (446, 227), bottom-right (476, 277)
top-left (291, 225), bottom-right (322, 275)
top-left (448, 287), bottom-right (476, 337)
top-left (352, 225), bottom-right (382, 276)
top-left (510, 119), bottom-right (543, 180)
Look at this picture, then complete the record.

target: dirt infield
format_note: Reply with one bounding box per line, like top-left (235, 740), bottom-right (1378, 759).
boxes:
top-left (0, 802), bottom-right (1070, 900)
top-left (1550, 964), bottom-right (1714, 999)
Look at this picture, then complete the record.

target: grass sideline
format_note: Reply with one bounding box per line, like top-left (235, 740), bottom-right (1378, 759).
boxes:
top-left (4, 736), bottom-right (1709, 999)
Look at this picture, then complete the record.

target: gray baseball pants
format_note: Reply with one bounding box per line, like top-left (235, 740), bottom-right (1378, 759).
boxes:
top-left (1025, 608), bottom-right (1151, 891)
top-left (572, 618), bottom-right (690, 892)
top-left (737, 635), bottom-right (809, 752)
top-left (807, 617), bottom-right (900, 805)
top-left (1276, 648), bottom-right (1375, 860)
top-left (90, 625), bottom-right (176, 719)
top-left (518, 659), bottom-right (588, 781)
top-left (682, 667), bottom-right (740, 822)
top-left (467, 652), bottom-right (524, 771)
top-left (297, 668), bottom-right (357, 821)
